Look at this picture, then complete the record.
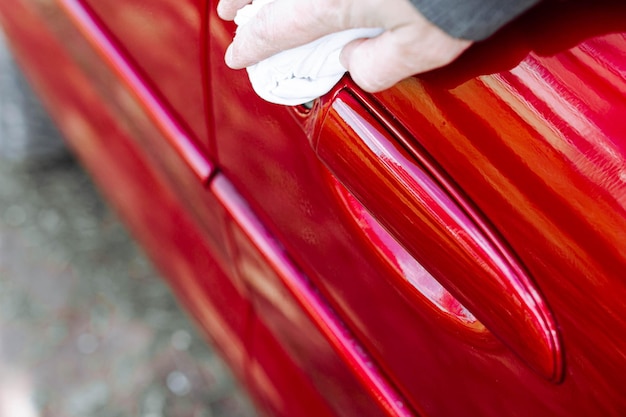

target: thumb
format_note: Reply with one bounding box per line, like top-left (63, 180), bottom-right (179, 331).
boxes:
top-left (340, 26), bottom-right (471, 92)
top-left (340, 35), bottom-right (407, 92)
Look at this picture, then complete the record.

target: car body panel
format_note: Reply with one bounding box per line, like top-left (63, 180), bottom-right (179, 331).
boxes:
top-left (58, 0), bottom-right (212, 181)
top-left (79, 0), bottom-right (212, 153)
top-left (213, 175), bottom-right (402, 417)
top-left (0, 0), bottom-right (250, 377)
top-left (314, 89), bottom-right (561, 381)
top-left (207, 1), bottom-right (626, 416)
top-left (2, 0), bottom-right (626, 415)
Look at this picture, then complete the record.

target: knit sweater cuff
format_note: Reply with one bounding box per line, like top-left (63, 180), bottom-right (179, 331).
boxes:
top-left (409, 0), bottom-right (540, 40)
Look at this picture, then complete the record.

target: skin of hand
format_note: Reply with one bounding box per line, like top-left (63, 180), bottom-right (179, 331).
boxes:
top-left (217, 0), bottom-right (473, 93)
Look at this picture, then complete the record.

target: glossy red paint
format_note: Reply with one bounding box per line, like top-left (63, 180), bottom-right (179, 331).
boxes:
top-left (332, 178), bottom-right (483, 327)
top-left (212, 175), bottom-right (413, 417)
top-left (79, 0), bottom-right (212, 152)
top-left (208, 0), bottom-right (626, 415)
top-left (2, 0), bottom-right (626, 415)
top-left (0, 0), bottom-right (250, 379)
top-left (57, 0), bottom-right (213, 182)
top-left (314, 90), bottom-right (561, 381)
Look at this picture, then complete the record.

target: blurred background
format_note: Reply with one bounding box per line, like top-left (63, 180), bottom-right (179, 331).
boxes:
top-left (0, 33), bottom-right (256, 417)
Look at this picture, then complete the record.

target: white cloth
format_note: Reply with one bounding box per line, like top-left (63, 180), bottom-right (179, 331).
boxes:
top-left (234, 0), bottom-right (383, 106)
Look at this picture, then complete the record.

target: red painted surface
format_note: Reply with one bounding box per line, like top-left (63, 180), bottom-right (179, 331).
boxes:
top-left (78, 0), bottom-right (212, 152)
top-left (0, 0), bottom-right (250, 382)
top-left (314, 90), bottom-right (561, 381)
top-left (3, 0), bottom-right (626, 415)
top-left (332, 177), bottom-right (482, 327)
top-left (208, 0), bottom-right (626, 415)
top-left (213, 175), bottom-right (412, 417)
top-left (247, 317), bottom-right (338, 417)
top-left (57, 0), bottom-right (213, 182)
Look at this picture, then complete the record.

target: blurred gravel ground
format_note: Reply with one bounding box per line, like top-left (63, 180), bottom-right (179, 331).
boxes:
top-left (0, 33), bottom-right (256, 417)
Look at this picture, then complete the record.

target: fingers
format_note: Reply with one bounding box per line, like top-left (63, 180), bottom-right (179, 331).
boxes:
top-left (219, 0), bottom-right (472, 93)
top-left (217, 0), bottom-right (252, 21)
top-left (340, 23), bottom-right (472, 92)
top-left (224, 0), bottom-right (359, 69)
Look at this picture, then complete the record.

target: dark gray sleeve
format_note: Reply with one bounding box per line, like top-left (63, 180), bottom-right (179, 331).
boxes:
top-left (408, 0), bottom-right (541, 40)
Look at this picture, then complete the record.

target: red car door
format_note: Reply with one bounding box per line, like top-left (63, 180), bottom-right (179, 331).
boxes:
top-left (0, 0), bottom-right (253, 376)
top-left (77, 0), bottom-right (213, 155)
top-left (208, 1), bottom-right (626, 416)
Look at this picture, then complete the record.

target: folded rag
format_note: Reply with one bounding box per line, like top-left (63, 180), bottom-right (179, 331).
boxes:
top-left (234, 0), bottom-right (383, 106)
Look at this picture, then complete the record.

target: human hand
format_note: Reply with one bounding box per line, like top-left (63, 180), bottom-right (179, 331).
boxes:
top-left (217, 0), bottom-right (473, 93)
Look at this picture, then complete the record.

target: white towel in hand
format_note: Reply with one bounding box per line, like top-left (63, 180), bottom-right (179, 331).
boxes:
top-left (234, 0), bottom-right (383, 106)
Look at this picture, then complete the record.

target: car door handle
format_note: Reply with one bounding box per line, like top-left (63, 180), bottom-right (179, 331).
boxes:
top-left (311, 90), bottom-right (563, 381)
